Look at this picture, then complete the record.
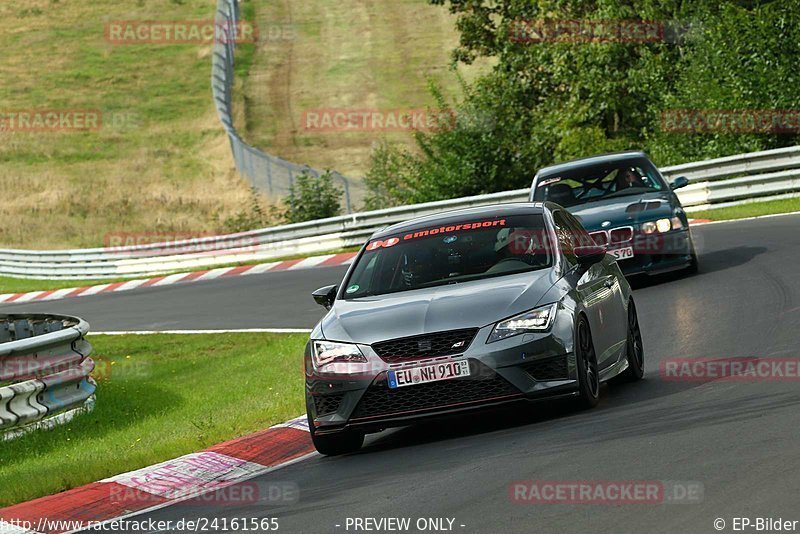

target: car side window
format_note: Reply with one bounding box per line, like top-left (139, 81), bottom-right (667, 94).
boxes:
top-left (551, 210), bottom-right (577, 265)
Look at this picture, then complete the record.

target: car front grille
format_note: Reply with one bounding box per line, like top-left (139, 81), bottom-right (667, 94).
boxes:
top-left (610, 227), bottom-right (634, 244)
top-left (591, 226), bottom-right (634, 246)
top-left (371, 329), bottom-right (479, 364)
top-left (313, 393), bottom-right (345, 417)
top-left (350, 360), bottom-right (521, 421)
top-left (523, 356), bottom-right (569, 381)
top-left (590, 231), bottom-right (609, 246)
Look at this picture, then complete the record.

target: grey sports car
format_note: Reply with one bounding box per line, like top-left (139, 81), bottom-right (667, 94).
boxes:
top-left (305, 203), bottom-right (643, 455)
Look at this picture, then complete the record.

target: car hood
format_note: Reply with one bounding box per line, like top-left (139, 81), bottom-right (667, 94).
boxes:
top-left (566, 191), bottom-right (677, 231)
top-left (320, 269), bottom-right (559, 345)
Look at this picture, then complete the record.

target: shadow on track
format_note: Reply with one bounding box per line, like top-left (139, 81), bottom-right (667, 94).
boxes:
top-left (356, 365), bottom-right (762, 456)
top-left (628, 245), bottom-right (767, 290)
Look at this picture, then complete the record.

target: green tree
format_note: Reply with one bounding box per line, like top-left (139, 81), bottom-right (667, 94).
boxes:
top-left (366, 0), bottom-right (800, 208)
top-left (284, 171), bottom-right (343, 223)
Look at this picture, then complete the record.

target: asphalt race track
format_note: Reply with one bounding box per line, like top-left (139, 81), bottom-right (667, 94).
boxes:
top-left (5, 213), bottom-right (800, 533)
top-left (0, 266), bottom-right (346, 331)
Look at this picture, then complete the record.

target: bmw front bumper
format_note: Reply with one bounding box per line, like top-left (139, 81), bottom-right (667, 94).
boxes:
top-left (617, 228), bottom-right (694, 276)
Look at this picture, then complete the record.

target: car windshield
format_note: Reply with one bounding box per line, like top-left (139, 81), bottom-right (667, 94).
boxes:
top-left (532, 158), bottom-right (666, 208)
top-left (343, 214), bottom-right (552, 298)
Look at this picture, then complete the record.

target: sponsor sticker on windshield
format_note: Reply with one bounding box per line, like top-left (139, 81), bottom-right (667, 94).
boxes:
top-left (364, 218), bottom-right (507, 250)
top-left (538, 177), bottom-right (562, 187)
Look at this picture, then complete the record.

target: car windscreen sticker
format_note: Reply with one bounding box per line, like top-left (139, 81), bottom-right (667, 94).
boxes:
top-left (346, 284), bottom-right (360, 294)
top-left (538, 177), bottom-right (562, 187)
top-left (443, 235), bottom-right (458, 244)
top-left (365, 237), bottom-right (400, 250)
top-left (365, 218), bottom-right (507, 250)
top-left (401, 219), bottom-right (506, 242)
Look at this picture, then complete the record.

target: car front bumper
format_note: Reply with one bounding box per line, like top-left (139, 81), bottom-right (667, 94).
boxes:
top-left (305, 312), bottom-right (581, 436)
top-left (616, 228), bottom-right (694, 276)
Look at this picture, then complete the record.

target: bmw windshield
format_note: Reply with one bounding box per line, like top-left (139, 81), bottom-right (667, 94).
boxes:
top-left (532, 158), bottom-right (668, 208)
top-left (343, 214), bottom-right (552, 298)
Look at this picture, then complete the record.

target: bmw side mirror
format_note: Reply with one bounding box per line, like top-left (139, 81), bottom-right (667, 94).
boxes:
top-left (312, 285), bottom-right (338, 310)
top-left (574, 245), bottom-right (607, 266)
top-left (670, 176), bottom-right (689, 190)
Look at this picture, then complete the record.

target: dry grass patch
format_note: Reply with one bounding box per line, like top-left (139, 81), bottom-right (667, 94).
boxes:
top-left (242, 0), bottom-right (488, 202)
top-left (0, 0), bottom-right (258, 249)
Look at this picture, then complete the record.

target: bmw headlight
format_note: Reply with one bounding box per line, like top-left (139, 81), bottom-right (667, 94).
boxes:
top-left (312, 340), bottom-right (367, 369)
top-left (488, 303), bottom-right (558, 343)
top-left (641, 218), bottom-right (673, 234)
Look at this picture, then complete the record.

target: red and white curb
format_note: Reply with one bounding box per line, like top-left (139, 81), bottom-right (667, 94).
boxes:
top-left (0, 416), bottom-right (315, 534)
top-left (0, 252), bottom-right (357, 306)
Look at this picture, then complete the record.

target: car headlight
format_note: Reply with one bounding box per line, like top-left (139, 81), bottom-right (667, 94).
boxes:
top-left (312, 340), bottom-right (367, 369)
top-left (641, 218), bottom-right (673, 234)
top-left (656, 218), bottom-right (672, 233)
top-left (488, 303), bottom-right (558, 343)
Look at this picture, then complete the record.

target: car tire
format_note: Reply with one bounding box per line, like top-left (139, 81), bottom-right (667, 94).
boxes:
top-left (618, 300), bottom-right (645, 382)
top-left (574, 315), bottom-right (600, 409)
top-left (308, 418), bottom-right (364, 456)
top-left (686, 237), bottom-right (699, 274)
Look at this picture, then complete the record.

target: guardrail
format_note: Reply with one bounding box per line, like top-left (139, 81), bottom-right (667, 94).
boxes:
top-left (0, 314), bottom-right (95, 440)
top-left (660, 145), bottom-right (800, 210)
top-left (0, 146), bottom-right (799, 279)
top-left (212, 0), bottom-right (353, 210)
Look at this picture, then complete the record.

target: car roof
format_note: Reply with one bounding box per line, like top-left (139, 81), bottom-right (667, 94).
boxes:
top-left (535, 151), bottom-right (649, 178)
top-left (370, 202), bottom-right (552, 240)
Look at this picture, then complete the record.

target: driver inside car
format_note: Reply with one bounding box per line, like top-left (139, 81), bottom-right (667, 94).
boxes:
top-left (615, 167), bottom-right (646, 190)
top-left (399, 248), bottom-right (436, 288)
top-left (487, 228), bottom-right (544, 273)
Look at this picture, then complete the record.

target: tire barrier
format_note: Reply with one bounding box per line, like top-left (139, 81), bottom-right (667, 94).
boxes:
top-left (0, 314), bottom-right (95, 440)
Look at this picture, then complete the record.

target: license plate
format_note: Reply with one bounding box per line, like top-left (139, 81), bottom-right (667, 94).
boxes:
top-left (608, 246), bottom-right (634, 260)
top-left (388, 360), bottom-right (471, 389)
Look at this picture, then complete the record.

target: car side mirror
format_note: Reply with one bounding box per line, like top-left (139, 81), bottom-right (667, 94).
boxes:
top-left (312, 285), bottom-right (338, 310)
top-left (574, 245), bottom-right (607, 266)
top-left (670, 176), bottom-right (689, 190)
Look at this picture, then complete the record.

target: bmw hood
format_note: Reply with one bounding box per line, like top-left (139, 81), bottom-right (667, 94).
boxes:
top-left (566, 191), bottom-right (678, 231)
top-left (320, 269), bottom-right (559, 345)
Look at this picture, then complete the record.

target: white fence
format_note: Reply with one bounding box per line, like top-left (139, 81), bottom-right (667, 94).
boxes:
top-left (2, 146), bottom-right (799, 280)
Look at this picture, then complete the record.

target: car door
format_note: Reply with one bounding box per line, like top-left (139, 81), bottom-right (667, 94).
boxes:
top-left (553, 210), bottom-right (620, 370)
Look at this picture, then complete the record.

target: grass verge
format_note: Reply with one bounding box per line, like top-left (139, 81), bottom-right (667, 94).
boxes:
top-left (0, 0), bottom-right (263, 249)
top-left (0, 332), bottom-right (307, 507)
top-left (690, 197), bottom-right (800, 222)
